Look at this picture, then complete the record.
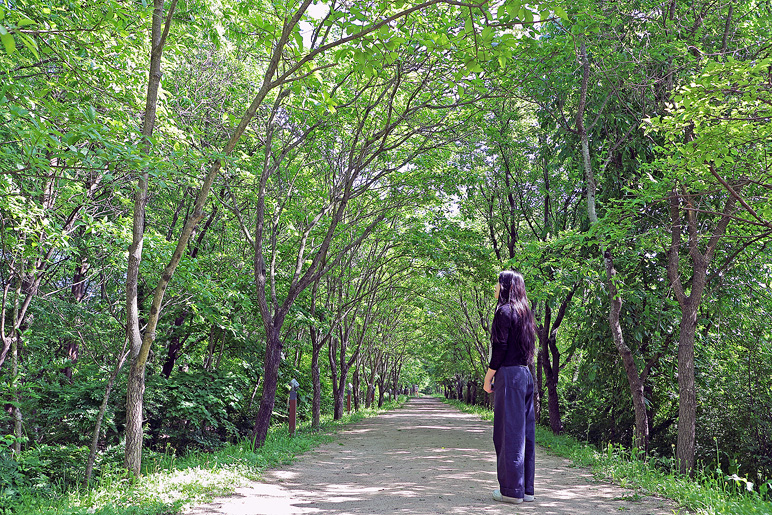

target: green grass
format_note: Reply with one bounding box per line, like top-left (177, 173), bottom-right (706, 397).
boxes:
top-left (6, 396), bottom-right (410, 515)
top-left (441, 397), bottom-right (772, 515)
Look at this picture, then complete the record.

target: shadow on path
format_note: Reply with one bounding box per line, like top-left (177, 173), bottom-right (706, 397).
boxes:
top-left (188, 397), bottom-right (679, 514)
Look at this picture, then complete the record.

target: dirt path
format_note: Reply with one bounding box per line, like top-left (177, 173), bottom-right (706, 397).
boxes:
top-left (187, 397), bottom-right (679, 514)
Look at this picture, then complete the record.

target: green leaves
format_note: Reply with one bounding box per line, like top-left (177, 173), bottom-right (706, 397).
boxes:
top-left (0, 4), bottom-right (40, 57)
top-left (0, 27), bottom-right (15, 55)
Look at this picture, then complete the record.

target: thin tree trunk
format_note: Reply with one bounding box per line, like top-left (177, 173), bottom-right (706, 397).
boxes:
top-left (378, 381), bottom-right (385, 407)
top-left (0, 337), bottom-right (10, 372)
top-left (311, 344), bottom-right (322, 427)
top-left (161, 311), bottom-right (188, 378)
top-left (352, 365), bottom-right (360, 411)
top-left (676, 298), bottom-right (699, 473)
top-left (64, 253), bottom-right (88, 381)
top-left (12, 334), bottom-right (22, 455)
top-left (124, 0), bottom-right (179, 477)
top-left (85, 345), bottom-right (128, 485)
top-left (203, 325), bottom-right (218, 371)
top-left (334, 373), bottom-right (346, 419)
top-left (578, 39), bottom-right (649, 452)
top-left (721, 3), bottom-right (733, 54)
top-left (332, 333), bottom-right (351, 420)
top-left (667, 188), bottom-right (736, 474)
top-left (11, 261), bottom-right (24, 455)
top-left (214, 330), bottom-right (226, 370)
top-left (537, 306), bottom-right (563, 434)
top-left (123, 359), bottom-right (146, 476)
top-left (536, 349), bottom-right (543, 422)
top-left (544, 369), bottom-right (563, 433)
top-left (245, 376), bottom-right (262, 413)
top-left (604, 251), bottom-right (649, 451)
top-left (311, 328), bottom-right (323, 430)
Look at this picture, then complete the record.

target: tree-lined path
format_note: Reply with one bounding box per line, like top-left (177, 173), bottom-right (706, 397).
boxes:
top-left (4, 1), bottom-right (772, 512)
top-left (189, 397), bottom-right (677, 514)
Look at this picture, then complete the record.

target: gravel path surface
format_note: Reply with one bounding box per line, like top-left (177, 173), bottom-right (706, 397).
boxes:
top-left (187, 397), bottom-right (680, 514)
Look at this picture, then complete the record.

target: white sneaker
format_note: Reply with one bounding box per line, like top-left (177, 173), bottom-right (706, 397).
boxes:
top-left (524, 494), bottom-right (535, 502)
top-left (493, 489), bottom-right (523, 504)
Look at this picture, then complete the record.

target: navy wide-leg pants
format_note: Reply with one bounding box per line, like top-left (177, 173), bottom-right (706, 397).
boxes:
top-left (493, 365), bottom-right (535, 499)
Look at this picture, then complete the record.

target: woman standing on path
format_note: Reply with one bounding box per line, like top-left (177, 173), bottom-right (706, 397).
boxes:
top-left (483, 270), bottom-right (537, 505)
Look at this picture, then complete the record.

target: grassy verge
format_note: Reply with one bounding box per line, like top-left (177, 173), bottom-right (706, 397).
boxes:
top-left (440, 397), bottom-right (772, 515)
top-left (8, 396), bottom-right (410, 515)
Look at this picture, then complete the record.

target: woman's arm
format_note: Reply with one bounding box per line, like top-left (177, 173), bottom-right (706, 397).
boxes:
top-left (484, 307), bottom-right (510, 393)
top-left (488, 306), bottom-right (510, 370)
top-left (483, 367), bottom-right (496, 393)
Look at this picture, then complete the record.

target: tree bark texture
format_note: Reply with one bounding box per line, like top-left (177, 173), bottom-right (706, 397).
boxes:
top-left (676, 298), bottom-right (699, 474)
top-left (123, 0), bottom-right (178, 476)
top-left (10, 262), bottom-right (24, 454)
top-left (311, 329), bottom-right (323, 430)
top-left (667, 188), bottom-right (737, 474)
top-left (577, 38), bottom-right (649, 452)
top-left (252, 326), bottom-right (283, 447)
top-left (604, 251), bottom-right (650, 452)
top-left (537, 324), bottom-right (563, 434)
top-left (535, 349), bottom-right (544, 422)
top-left (123, 358), bottom-right (146, 476)
top-left (12, 334), bottom-right (22, 455)
top-left (85, 347), bottom-right (128, 484)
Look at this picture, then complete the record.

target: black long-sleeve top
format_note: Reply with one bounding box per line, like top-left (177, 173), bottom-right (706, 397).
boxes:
top-left (489, 304), bottom-right (529, 370)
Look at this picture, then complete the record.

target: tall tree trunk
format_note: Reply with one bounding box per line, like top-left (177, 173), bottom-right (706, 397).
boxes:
top-left (676, 297), bottom-right (699, 474)
top-left (604, 252), bottom-right (649, 451)
top-left (252, 325), bottom-right (283, 447)
top-left (536, 288), bottom-right (575, 434)
top-left (124, 0), bottom-right (179, 477)
top-left (123, 358), bottom-right (146, 476)
top-left (544, 367), bottom-right (563, 434)
top-left (11, 262), bottom-right (24, 454)
top-left (537, 306), bottom-right (563, 434)
top-left (535, 349), bottom-right (544, 422)
top-left (311, 328), bottom-right (323, 430)
top-left (352, 367), bottom-right (360, 411)
top-left (334, 374), bottom-right (346, 419)
top-left (667, 188), bottom-right (736, 474)
top-left (378, 380), bottom-right (386, 407)
top-left (332, 336), bottom-right (350, 420)
top-left (577, 39), bottom-right (649, 452)
top-left (11, 333), bottom-right (22, 455)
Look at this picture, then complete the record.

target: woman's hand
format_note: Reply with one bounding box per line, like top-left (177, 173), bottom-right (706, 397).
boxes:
top-left (483, 368), bottom-right (496, 393)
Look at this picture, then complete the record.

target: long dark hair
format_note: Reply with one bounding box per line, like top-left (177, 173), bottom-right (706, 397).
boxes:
top-left (497, 270), bottom-right (536, 362)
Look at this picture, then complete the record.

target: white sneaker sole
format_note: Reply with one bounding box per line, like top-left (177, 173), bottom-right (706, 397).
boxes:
top-left (493, 490), bottom-right (524, 504)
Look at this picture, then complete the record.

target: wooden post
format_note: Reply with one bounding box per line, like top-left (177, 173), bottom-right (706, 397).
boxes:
top-left (346, 383), bottom-right (352, 413)
top-left (289, 378), bottom-right (299, 436)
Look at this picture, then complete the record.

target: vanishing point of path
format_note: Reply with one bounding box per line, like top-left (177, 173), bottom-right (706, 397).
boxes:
top-left (188, 397), bottom-right (679, 514)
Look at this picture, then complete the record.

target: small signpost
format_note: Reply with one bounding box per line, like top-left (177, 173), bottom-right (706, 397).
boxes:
top-left (346, 382), bottom-right (352, 413)
top-left (289, 378), bottom-right (299, 436)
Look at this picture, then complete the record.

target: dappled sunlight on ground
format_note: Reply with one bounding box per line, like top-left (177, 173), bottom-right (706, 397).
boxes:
top-left (187, 397), bottom-right (679, 515)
